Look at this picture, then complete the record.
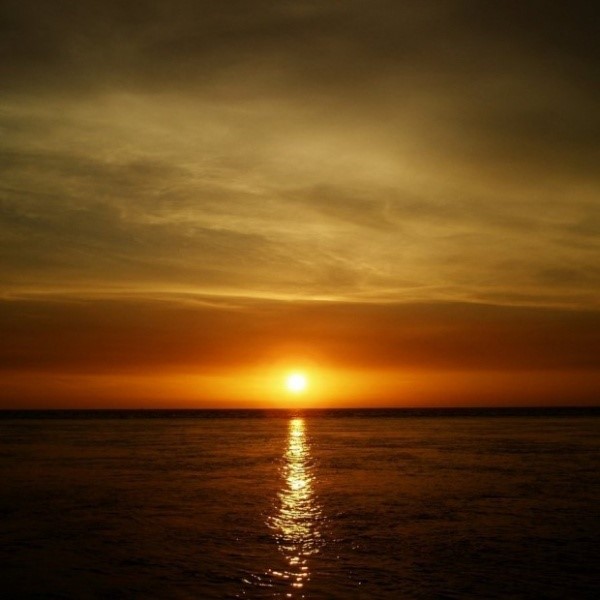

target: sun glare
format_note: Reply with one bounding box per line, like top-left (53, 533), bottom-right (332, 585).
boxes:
top-left (285, 372), bottom-right (308, 394)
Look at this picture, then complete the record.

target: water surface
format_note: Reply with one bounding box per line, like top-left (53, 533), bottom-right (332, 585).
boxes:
top-left (0, 409), bottom-right (598, 598)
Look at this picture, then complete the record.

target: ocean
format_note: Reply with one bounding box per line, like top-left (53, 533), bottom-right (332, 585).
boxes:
top-left (0, 409), bottom-right (598, 598)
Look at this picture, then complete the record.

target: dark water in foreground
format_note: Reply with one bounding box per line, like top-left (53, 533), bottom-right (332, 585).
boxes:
top-left (1, 409), bottom-right (598, 599)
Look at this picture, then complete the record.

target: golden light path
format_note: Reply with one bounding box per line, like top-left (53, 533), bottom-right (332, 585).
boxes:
top-left (268, 418), bottom-right (323, 598)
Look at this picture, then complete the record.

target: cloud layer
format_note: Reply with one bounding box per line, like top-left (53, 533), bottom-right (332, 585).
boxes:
top-left (2, 1), bottom-right (599, 304)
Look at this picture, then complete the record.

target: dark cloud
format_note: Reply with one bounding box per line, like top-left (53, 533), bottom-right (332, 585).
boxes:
top-left (2, 1), bottom-right (598, 96)
top-left (0, 295), bottom-right (597, 373)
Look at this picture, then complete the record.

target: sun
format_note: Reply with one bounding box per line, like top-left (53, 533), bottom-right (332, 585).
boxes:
top-left (285, 372), bottom-right (308, 394)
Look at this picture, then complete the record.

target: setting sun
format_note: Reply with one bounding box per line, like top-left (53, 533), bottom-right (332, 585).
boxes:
top-left (285, 372), bottom-right (308, 394)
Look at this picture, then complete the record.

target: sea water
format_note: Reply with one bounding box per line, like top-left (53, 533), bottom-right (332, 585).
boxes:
top-left (0, 409), bottom-right (598, 598)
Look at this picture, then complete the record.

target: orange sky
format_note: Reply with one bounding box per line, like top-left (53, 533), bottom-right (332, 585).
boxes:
top-left (0, 1), bottom-right (598, 407)
top-left (1, 294), bottom-right (598, 407)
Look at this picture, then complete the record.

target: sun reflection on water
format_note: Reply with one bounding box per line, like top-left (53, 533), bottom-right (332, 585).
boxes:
top-left (268, 417), bottom-right (322, 597)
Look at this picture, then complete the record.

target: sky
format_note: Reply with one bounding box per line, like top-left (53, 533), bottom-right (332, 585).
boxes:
top-left (1, 0), bottom-right (598, 407)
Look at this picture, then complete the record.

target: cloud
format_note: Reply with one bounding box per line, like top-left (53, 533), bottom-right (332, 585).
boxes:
top-left (0, 2), bottom-right (598, 319)
top-left (0, 295), bottom-right (597, 374)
